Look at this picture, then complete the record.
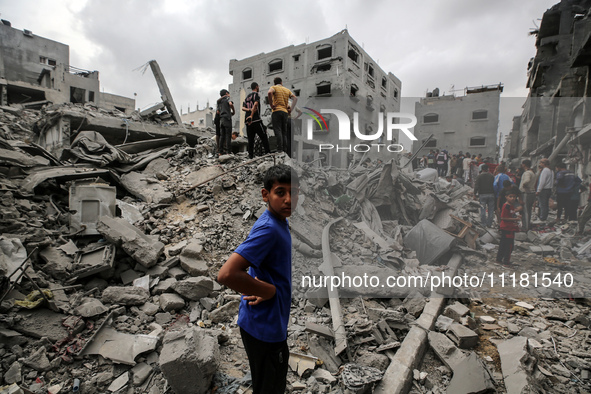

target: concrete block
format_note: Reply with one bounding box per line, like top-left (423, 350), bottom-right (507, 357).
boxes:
top-left (171, 276), bottom-right (214, 301)
top-left (428, 331), bottom-right (467, 371)
top-left (159, 328), bottom-right (219, 394)
top-left (69, 183), bottom-right (116, 235)
top-left (97, 216), bottom-right (164, 268)
top-left (38, 246), bottom-right (72, 280)
top-left (209, 300), bottom-right (240, 323)
top-left (102, 286), bottom-right (150, 306)
top-left (131, 362), bottom-right (152, 386)
top-left (120, 171), bottom-right (173, 204)
top-left (435, 315), bottom-right (454, 332)
top-left (159, 293), bottom-right (185, 312)
top-left (443, 302), bottom-right (470, 322)
top-left (447, 323), bottom-right (478, 349)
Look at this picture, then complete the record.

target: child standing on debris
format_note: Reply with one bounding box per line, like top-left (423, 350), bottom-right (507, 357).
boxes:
top-left (496, 191), bottom-right (521, 267)
top-left (217, 164), bottom-right (299, 394)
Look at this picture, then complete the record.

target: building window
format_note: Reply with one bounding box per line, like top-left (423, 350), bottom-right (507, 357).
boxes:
top-left (348, 47), bottom-right (360, 63)
top-left (317, 83), bottom-right (331, 96)
top-left (472, 110), bottom-right (488, 120)
top-left (381, 77), bottom-right (387, 89)
top-left (317, 44), bottom-right (332, 60)
top-left (89, 91), bottom-right (95, 102)
top-left (368, 64), bottom-right (375, 78)
top-left (293, 89), bottom-right (301, 97)
top-left (39, 56), bottom-right (47, 64)
top-left (48, 59), bottom-right (56, 66)
top-left (424, 139), bottom-right (437, 148)
top-left (470, 137), bottom-right (486, 146)
top-left (350, 84), bottom-right (358, 97)
top-left (293, 54), bottom-right (300, 61)
top-left (423, 113), bottom-right (439, 123)
top-left (268, 59), bottom-right (283, 73)
top-left (242, 68), bottom-right (252, 80)
top-left (393, 89), bottom-right (399, 99)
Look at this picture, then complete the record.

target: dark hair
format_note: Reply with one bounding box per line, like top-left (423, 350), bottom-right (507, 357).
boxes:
top-left (264, 164), bottom-right (299, 191)
top-left (556, 162), bottom-right (566, 169)
top-left (250, 82), bottom-right (259, 90)
top-left (274, 77), bottom-right (282, 85)
top-left (503, 180), bottom-right (512, 188)
top-left (522, 159), bottom-right (531, 168)
top-left (219, 89), bottom-right (229, 97)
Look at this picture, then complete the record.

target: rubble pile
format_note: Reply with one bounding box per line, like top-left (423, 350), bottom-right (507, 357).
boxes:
top-left (1, 103), bottom-right (591, 393)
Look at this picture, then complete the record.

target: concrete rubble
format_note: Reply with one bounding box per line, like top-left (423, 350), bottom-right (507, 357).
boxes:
top-left (1, 102), bottom-right (591, 394)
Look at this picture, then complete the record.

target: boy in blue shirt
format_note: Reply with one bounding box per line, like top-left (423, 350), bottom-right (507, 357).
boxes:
top-left (217, 164), bottom-right (299, 394)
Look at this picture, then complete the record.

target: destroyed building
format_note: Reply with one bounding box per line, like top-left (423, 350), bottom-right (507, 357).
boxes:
top-left (228, 29), bottom-right (403, 168)
top-left (413, 84), bottom-right (503, 160)
top-left (180, 104), bottom-right (215, 128)
top-left (0, 20), bottom-right (135, 113)
top-left (507, 0), bottom-right (591, 182)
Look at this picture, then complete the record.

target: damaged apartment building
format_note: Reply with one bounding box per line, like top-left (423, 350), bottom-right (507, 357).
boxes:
top-left (506, 0), bottom-right (591, 182)
top-left (413, 84), bottom-right (503, 160)
top-left (228, 29), bottom-right (403, 168)
top-left (0, 20), bottom-right (134, 113)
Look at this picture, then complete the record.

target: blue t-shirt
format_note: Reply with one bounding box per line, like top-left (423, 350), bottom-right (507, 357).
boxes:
top-left (493, 173), bottom-right (512, 198)
top-left (235, 209), bottom-right (292, 343)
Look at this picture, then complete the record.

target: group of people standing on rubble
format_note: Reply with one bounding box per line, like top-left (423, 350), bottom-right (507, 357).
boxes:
top-left (213, 77), bottom-right (299, 159)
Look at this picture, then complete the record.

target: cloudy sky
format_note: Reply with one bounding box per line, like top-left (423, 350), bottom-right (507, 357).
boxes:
top-left (3, 1), bottom-right (558, 111)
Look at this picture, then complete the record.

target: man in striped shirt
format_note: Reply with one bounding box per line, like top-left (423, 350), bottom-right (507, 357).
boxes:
top-left (268, 77), bottom-right (297, 156)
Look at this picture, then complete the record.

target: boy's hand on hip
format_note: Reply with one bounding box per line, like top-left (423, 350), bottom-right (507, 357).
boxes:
top-left (242, 277), bottom-right (276, 305)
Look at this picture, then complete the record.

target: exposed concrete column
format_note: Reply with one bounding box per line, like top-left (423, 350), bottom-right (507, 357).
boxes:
top-left (148, 60), bottom-right (184, 128)
top-left (0, 83), bottom-right (6, 106)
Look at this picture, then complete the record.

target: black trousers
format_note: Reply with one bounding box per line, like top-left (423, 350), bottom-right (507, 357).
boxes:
top-left (496, 230), bottom-right (514, 264)
top-left (556, 192), bottom-right (572, 220)
top-left (246, 121), bottom-right (270, 159)
top-left (240, 327), bottom-right (288, 394)
top-left (272, 111), bottom-right (288, 154)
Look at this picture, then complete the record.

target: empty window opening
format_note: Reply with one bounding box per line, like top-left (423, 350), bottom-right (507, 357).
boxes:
top-left (293, 89), bottom-right (301, 97)
top-left (70, 87), bottom-right (86, 104)
top-left (368, 64), bottom-right (375, 78)
top-left (423, 113), bottom-right (439, 123)
top-left (316, 64), bottom-right (331, 72)
top-left (317, 84), bottom-right (331, 95)
top-left (317, 45), bottom-right (332, 60)
top-left (470, 137), bottom-right (486, 146)
top-left (393, 89), bottom-right (399, 99)
top-left (268, 59), bottom-right (283, 73)
top-left (114, 106), bottom-right (126, 113)
top-left (242, 68), bottom-right (252, 80)
top-left (88, 91), bottom-right (95, 102)
top-left (293, 54), bottom-right (300, 61)
top-left (348, 48), bottom-right (359, 63)
top-left (48, 59), bottom-right (56, 66)
top-left (381, 77), bottom-right (387, 89)
top-left (472, 110), bottom-right (488, 120)
top-left (350, 84), bottom-right (359, 97)
top-left (39, 56), bottom-right (47, 64)
top-left (424, 139), bottom-right (437, 148)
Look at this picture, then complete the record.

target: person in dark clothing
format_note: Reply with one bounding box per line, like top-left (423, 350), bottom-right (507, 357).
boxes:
top-left (242, 82), bottom-right (271, 159)
top-left (555, 163), bottom-right (577, 221)
top-left (474, 164), bottom-right (495, 227)
top-left (217, 89), bottom-right (235, 155)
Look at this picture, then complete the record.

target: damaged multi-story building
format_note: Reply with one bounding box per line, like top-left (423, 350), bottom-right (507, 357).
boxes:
top-left (413, 84), bottom-right (503, 160)
top-left (228, 30), bottom-right (403, 167)
top-left (0, 19), bottom-right (134, 112)
top-left (507, 0), bottom-right (591, 185)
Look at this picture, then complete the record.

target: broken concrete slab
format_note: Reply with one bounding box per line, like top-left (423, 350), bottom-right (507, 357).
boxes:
top-left (13, 309), bottom-right (70, 342)
top-left (97, 216), bottom-right (164, 268)
top-left (427, 331), bottom-right (468, 371)
top-left (403, 219), bottom-right (456, 265)
top-left (38, 246), bottom-right (72, 280)
top-left (171, 276), bottom-right (214, 301)
top-left (159, 328), bottom-right (219, 394)
top-left (209, 300), bottom-right (239, 324)
top-left (74, 297), bottom-right (109, 317)
top-left (131, 362), bottom-right (152, 386)
top-left (446, 352), bottom-right (495, 394)
top-left (496, 336), bottom-right (536, 394)
top-left (71, 244), bottom-right (115, 279)
top-left (101, 286), bottom-right (150, 306)
top-left (23, 347), bottom-right (51, 372)
top-left (120, 171), bottom-right (173, 204)
top-left (179, 240), bottom-right (208, 276)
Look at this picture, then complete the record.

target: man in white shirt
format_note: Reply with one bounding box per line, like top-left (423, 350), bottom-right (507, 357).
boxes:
top-left (536, 158), bottom-right (554, 222)
top-left (462, 153), bottom-right (472, 183)
top-left (519, 159), bottom-right (537, 231)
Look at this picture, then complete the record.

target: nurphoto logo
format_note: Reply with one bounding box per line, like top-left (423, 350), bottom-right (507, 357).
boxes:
top-left (303, 108), bottom-right (417, 153)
